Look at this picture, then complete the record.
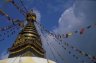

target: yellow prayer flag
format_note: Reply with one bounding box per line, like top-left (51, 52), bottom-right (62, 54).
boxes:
top-left (68, 32), bottom-right (73, 36)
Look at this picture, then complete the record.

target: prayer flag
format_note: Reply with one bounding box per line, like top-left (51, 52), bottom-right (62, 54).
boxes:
top-left (80, 28), bottom-right (85, 35)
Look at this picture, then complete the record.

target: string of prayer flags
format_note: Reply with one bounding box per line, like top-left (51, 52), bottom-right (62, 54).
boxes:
top-left (52, 37), bottom-right (87, 63)
top-left (50, 43), bottom-right (65, 61)
top-left (0, 21), bottom-right (24, 31)
top-left (0, 25), bottom-right (14, 31)
top-left (37, 21), bottom-right (96, 63)
top-left (8, 0), bottom-right (26, 16)
top-left (0, 28), bottom-right (18, 42)
top-left (36, 21), bottom-right (96, 39)
top-left (0, 9), bottom-right (13, 22)
top-left (0, 38), bottom-right (4, 41)
top-left (39, 23), bottom-right (96, 63)
top-left (57, 39), bottom-right (96, 63)
top-left (63, 42), bottom-right (96, 63)
top-left (53, 35), bottom-right (96, 63)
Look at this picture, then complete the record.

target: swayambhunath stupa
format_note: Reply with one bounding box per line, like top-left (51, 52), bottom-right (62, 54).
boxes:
top-left (0, 0), bottom-right (96, 63)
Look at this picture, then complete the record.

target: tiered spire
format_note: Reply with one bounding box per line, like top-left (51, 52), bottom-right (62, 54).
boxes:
top-left (8, 10), bottom-right (44, 58)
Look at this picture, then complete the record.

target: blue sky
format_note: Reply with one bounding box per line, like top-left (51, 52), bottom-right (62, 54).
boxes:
top-left (0, 0), bottom-right (96, 63)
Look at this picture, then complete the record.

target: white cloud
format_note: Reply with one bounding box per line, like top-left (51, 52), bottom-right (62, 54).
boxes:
top-left (54, 0), bottom-right (96, 33)
top-left (55, 0), bottom-right (96, 50)
top-left (53, 6), bottom-right (84, 34)
top-left (47, 0), bottom-right (96, 63)
top-left (35, 0), bottom-right (96, 63)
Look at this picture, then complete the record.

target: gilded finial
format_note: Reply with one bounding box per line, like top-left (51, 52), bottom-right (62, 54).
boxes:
top-left (26, 9), bottom-right (36, 22)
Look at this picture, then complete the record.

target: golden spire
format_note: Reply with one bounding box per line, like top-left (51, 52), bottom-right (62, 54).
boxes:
top-left (26, 10), bottom-right (36, 22)
top-left (8, 10), bottom-right (45, 58)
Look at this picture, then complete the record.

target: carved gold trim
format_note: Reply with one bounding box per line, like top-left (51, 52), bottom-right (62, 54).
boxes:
top-left (10, 45), bottom-right (44, 55)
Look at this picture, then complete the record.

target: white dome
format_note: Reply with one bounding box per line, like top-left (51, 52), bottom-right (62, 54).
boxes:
top-left (0, 57), bottom-right (56, 63)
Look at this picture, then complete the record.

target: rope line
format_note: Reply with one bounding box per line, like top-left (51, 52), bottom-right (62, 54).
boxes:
top-left (8, 0), bottom-right (26, 16)
top-left (35, 22), bottom-right (58, 62)
top-left (35, 21), bottom-right (96, 63)
top-left (19, 0), bottom-right (28, 13)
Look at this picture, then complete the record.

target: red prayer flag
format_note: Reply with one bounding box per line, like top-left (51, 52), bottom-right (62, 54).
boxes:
top-left (80, 28), bottom-right (85, 35)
